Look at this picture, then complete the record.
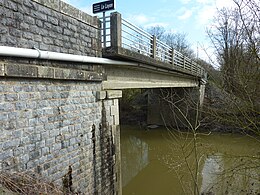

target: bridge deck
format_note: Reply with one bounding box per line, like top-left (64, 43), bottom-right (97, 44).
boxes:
top-left (103, 46), bottom-right (200, 78)
top-left (101, 12), bottom-right (207, 81)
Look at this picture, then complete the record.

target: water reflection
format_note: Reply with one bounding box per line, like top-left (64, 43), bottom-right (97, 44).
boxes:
top-left (200, 154), bottom-right (224, 194)
top-left (121, 135), bottom-right (149, 187)
top-left (121, 126), bottom-right (260, 195)
top-left (201, 154), bottom-right (260, 195)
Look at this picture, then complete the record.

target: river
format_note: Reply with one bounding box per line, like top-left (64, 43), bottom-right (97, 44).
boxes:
top-left (121, 126), bottom-right (260, 195)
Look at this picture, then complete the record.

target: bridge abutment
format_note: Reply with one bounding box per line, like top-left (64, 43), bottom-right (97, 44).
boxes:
top-left (0, 62), bottom-right (122, 194)
top-left (98, 90), bottom-right (122, 195)
top-left (0, 0), bottom-right (122, 193)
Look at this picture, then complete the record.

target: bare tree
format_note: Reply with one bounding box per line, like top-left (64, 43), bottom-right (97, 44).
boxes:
top-left (147, 26), bottom-right (195, 58)
top-left (164, 32), bottom-right (195, 58)
top-left (206, 0), bottom-right (260, 135)
top-left (146, 25), bottom-right (166, 40)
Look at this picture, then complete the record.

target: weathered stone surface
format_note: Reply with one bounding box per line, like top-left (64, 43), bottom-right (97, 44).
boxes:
top-left (0, 78), bottom-right (119, 194)
top-left (0, 0), bottom-right (119, 194)
top-left (5, 64), bottom-right (37, 78)
top-left (106, 90), bottom-right (122, 99)
top-left (0, 64), bottom-right (4, 76)
top-left (31, 0), bottom-right (59, 11)
top-left (96, 91), bottom-right (106, 100)
top-left (1, 0), bottom-right (101, 56)
top-left (0, 60), bottom-right (104, 81)
top-left (31, 0), bottom-right (99, 28)
top-left (38, 66), bottom-right (54, 78)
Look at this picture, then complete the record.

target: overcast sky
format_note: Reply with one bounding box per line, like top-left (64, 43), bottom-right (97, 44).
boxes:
top-left (63, 0), bottom-right (235, 64)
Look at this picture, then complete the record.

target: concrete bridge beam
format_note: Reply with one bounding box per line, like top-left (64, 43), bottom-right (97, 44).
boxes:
top-left (103, 65), bottom-right (199, 90)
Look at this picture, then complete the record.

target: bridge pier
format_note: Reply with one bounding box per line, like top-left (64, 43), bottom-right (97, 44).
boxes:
top-left (147, 86), bottom-right (205, 129)
top-left (98, 90), bottom-right (122, 195)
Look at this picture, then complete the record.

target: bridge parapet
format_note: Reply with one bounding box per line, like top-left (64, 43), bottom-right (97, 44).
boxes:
top-left (101, 12), bottom-right (207, 81)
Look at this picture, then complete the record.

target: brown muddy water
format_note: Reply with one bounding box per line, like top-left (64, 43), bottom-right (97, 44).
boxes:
top-left (121, 126), bottom-right (260, 195)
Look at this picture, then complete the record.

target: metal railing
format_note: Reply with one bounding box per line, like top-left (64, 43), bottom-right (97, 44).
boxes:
top-left (100, 15), bottom-right (111, 47)
top-left (101, 12), bottom-right (207, 80)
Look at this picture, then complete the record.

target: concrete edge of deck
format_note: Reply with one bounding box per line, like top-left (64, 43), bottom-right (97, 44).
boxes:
top-left (102, 46), bottom-right (202, 78)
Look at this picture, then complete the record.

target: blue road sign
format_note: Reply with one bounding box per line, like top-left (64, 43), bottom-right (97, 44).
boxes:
top-left (93, 0), bottom-right (115, 14)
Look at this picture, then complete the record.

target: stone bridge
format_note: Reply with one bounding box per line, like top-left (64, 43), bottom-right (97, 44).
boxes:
top-left (0, 0), bottom-right (206, 194)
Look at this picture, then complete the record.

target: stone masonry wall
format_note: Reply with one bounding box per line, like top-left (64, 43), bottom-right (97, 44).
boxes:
top-left (0, 77), bottom-right (118, 194)
top-left (0, 0), bottom-right (121, 194)
top-left (0, 78), bottom-right (99, 193)
top-left (0, 0), bottom-right (101, 56)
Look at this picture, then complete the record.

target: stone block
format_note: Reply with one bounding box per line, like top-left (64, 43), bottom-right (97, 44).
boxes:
top-left (35, 19), bottom-right (43, 27)
top-left (47, 15), bottom-right (58, 25)
top-left (13, 12), bottom-right (24, 21)
top-left (68, 69), bottom-right (85, 80)
top-left (54, 68), bottom-right (70, 79)
top-left (29, 150), bottom-right (41, 161)
top-left (20, 154), bottom-right (29, 164)
top-left (0, 27), bottom-right (8, 34)
top-left (23, 0), bottom-right (38, 10)
top-left (39, 43), bottom-right (50, 51)
top-left (0, 63), bottom-right (5, 76)
top-left (42, 36), bottom-right (53, 44)
top-left (106, 90), bottom-right (122, 99)
top-left (1, 35), bottom-right (17, 46)
top-left (5, 93), bottom-right (18, 102)
top-left (32, 0), bottom-right (60, 11)
top-left (0, 102), bottom-right (15, 112)
top-left (31, 10), bottom-right (48, 21)
top-left (96, 91), bottom-right (106, 100)
top-left (3, 139), bottom-right (20, 150)
top-left (5, 64), bottom-right (37, 78)
top-left (38, 66), bottom-right (54, 78)
top-left (60, 1), bottom-right (80, 20)
top-left (9, 28), bottom-right (22, 38)
top-left (0, 150), bottom-right (13, 161)
top-left (24, 15), bottom-right (35, 25)
top-left (20, 22), bottom-right (30, 30)
top-left (63, 28), bottom-right (73, 36)
top-left (22, 32), bottom-right (34, 40)
top-left (4, 0), bottom-right (18, 11)
top-left (85, 72), bottom-right (103, 81)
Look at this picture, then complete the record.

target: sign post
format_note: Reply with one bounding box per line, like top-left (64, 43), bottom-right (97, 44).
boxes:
top-left (93, 0), bottom-right (115, 47)
top-left (103, 11), bottom-right (106, 47)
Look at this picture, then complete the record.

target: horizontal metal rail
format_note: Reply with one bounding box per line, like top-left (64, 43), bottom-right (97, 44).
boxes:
top-left (101, 12), bottom-right (207, 80)
top-left (122, 18), bottom-right (153, 39)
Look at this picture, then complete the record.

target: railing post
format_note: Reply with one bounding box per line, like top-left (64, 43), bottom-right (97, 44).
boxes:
top-left (103, 12), bottom-right (106, 48)
top-left (171, 48), bottom-right (174, 65)
top-left (110, 12), bottom-right (122, 48)
top-left (150, 35), bottom-right (156, 58)
top-left (183, 56), bottom-right (186, 69)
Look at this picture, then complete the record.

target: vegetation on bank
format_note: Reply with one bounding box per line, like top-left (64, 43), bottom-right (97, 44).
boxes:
top-left (203, 0), bottom-right (259, 137)
top-left (0, 171), bottom-right (63, 195)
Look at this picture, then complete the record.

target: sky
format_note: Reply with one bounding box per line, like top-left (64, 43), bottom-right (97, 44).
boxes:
top-left (63, 0), bottom-right (235, 64)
